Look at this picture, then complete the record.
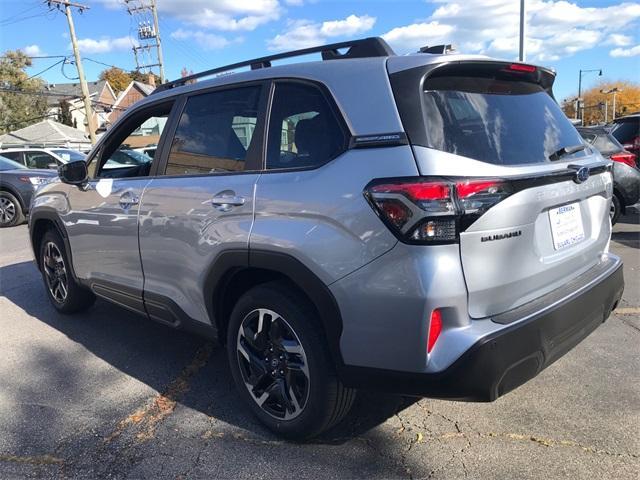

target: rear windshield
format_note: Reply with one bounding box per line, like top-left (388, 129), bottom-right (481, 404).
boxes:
top-left (421, 76), bottom-right (586, 165)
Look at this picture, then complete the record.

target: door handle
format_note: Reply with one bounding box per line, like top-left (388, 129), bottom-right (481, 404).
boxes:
top-left (119, 191), bottom-right (140, 210)
top-left (211, 194), bottom-right (245, 212)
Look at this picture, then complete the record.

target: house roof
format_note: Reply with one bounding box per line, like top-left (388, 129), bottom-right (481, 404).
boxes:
top-left (133, 81), bottom-right (155, 96)
top-left (43, 80), bottom-right (110, 106)
top-left (0, 119), bottom-right (90, 146)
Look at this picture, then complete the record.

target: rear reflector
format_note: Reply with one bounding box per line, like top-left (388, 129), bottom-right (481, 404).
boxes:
top-left (427, 310), bottom-right (442, 353)
top-left (611, 151), bottom-right (637, 168)
top-left (508, 63), bottom-right (537, 73)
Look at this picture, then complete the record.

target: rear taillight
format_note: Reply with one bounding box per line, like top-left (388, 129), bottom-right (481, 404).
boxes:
top-left (365, 177), bottom-right (512, 244)
top-left (611, 151), bottom-right (637, 168)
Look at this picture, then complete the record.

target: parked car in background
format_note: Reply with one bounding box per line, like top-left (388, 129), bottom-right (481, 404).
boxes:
top-left (577, 126), bottom-right (640, 224)
top-left (0, 155), bottom-right (57, 227)
top-left (610, 114), bottom-right (640, 160)
top-left (0, 147), bottom-right (86, 170)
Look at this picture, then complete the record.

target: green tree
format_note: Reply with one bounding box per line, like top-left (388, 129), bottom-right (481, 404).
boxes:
top-left (99, 67), bottom-right (132, 95)
top-left (57, 100), bottom-right (73, 127)
top-left (0, 50), bottom-right (48, 134)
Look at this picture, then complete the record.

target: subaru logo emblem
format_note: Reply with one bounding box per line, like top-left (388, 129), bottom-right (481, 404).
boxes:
top-left (574, 167), bottom-right (590, 184)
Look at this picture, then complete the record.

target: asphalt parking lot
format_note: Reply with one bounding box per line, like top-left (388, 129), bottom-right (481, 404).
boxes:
top-left (0, 214), bottom-right (638, 479)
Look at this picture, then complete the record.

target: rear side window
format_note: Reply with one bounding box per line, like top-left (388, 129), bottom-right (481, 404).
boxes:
top-left (167, 86), bottom-right (260, 175)
top-left (266, 82), bottom-right (347, 170)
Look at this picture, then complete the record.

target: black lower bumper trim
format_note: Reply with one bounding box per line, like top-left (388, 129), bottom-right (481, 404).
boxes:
top-left (340, 257), bottom-right (624, 401)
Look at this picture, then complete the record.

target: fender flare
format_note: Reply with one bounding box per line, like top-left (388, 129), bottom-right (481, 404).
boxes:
top-left (205, 249), bottom-right (346, 371)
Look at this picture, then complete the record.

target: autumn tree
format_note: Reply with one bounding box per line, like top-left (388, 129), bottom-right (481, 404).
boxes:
top-left (130, 70), bottom-right (160, 85)
top-left (561, 80), bottom-right (640, 125)
top-left (99, 67), bottom-right (132, 95)
top-left (0, 50), bottom-right (48, 133)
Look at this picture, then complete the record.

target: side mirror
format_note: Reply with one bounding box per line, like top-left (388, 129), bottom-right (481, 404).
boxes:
top-left (58, 160), bottom-right (88, 186)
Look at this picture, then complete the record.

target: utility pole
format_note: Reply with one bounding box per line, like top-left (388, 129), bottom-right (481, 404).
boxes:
top-left (601, 87), bottom-right (622, 121)
top-left (577, 68), bottom-right (602, 124)
top-left (48, 0), bottom-right (97, 144)
top-left (125, 0), bottom-right (165, 83)
top-left (519, 0), bottom-right (526, 62)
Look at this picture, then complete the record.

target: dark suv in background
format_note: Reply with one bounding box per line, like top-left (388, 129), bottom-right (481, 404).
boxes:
top-left (610, 114), bottom-right (640, 161)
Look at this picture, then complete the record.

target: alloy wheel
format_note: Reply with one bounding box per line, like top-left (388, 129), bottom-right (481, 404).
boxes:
top-left (43, 242), bottom-right (68, 303)
top-left (236, 308), bottom-right (310, 420)
top-left (0, 196), bottom-right (16, 225)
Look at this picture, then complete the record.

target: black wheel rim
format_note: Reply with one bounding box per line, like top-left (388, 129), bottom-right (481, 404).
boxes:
top-left (236, 308), bottom-right (310, 420)
top-left (0, 196), bottom-right (16, 225)
top-left (43, 241), bottom-right (68, 303)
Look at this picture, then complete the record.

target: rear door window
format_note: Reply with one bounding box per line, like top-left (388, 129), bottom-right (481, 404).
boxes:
top-left (1, 151), bottom-right (24, 165)
top-left (166, 86), bottom-right (261, 175)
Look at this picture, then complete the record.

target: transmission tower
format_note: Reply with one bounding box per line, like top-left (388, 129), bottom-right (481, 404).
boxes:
top-left (124, 0), bottom-right (165, 83)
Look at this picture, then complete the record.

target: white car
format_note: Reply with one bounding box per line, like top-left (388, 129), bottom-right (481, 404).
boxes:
top-left (0, 147), bottom-right (86, 170)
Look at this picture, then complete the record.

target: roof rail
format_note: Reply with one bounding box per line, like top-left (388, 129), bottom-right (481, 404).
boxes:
top-left (152, 37), bottom-right (395, 94)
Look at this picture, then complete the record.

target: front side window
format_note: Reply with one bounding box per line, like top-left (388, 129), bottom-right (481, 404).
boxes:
top-left (266, 82), bottom-right (347, 170)
top-left (166, 86), bottom-right (261, 175)
top-left (24, 151), bottom-right (57, 169)
top-left (91, 106), bottom-right (171, 179)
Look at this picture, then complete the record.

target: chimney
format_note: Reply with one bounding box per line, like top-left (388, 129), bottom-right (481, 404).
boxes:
top-left (147, 73), bottom-right (156, 88)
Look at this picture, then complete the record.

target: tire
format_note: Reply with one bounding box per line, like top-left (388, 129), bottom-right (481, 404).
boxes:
top-left (39, 229), bottom-right (95, 314)
top-left (0, 191), bottom-right (24, 227)
top-left (227, 282), bottom-right (356, 440)
top-left (610, 194), bottom-right (622, 226)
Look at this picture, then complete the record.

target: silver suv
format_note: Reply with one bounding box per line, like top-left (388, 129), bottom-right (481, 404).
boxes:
top-left (29, 38), bottom-right (624, 439)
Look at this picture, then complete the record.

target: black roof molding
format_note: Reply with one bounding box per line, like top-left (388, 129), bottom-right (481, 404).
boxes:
top-left (153, 37), bottom-right (396, 95)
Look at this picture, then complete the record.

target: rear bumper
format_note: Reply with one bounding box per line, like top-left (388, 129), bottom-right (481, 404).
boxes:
top-left (340, 254), bottom-right (624, 401)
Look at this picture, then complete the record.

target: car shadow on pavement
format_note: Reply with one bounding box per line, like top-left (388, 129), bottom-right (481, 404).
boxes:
top-left (0, 260), bottom-right (415, 448)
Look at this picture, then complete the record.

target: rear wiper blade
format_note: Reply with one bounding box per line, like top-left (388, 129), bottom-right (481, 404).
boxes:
top-left (549, 144), bottom-right (587, 161)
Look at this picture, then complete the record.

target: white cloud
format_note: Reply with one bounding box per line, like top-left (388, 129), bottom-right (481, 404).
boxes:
top-left (158, 0), bottom-right (281, 31)
top-left (606, 34), bottom-right (634, 47)
top-left (268, 14), bottom-right (376, 51)
top-left (284, 0), bottom-right (304, 5)
top-left (320, 14), bottom-right (376, 37)
top-left (381, 0), bottom-right (640, 62)
top-left (23, 45), bottom-right (43, 56)
top-left (610, 44), bottom-right (640, 57)
top-left (74, 36), bottom-right (138, 54)
top-left (171, 29), bottom-right (241, 50)
top-left (382, 22), bottom-right (454, 49)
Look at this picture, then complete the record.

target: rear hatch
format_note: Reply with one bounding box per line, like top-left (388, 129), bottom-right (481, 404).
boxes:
top-left (389, 59), bottom-right (612, 318)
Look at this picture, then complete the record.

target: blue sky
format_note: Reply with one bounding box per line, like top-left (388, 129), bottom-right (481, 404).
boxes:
top-left (1, 0), bottom-right (639, 101)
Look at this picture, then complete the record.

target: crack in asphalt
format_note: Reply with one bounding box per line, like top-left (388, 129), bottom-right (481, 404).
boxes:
top-left (0, 454), bottom-right (63, 466)
top-left (621, 318), bottom-right (640, 333)
top-left (104, 343), bottom-right (214, 445)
